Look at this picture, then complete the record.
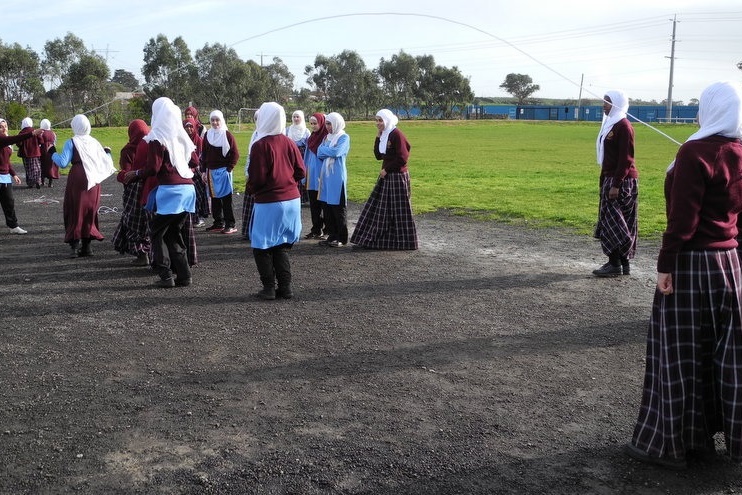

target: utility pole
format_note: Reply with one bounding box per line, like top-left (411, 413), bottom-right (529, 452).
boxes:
top-left (665, 15), bottom-right (677, 120)
top-left (576, 73), bottom-right (584, 121)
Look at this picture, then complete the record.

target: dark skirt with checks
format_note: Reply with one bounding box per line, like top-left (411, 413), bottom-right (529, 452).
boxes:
top-left (23, 157), bottom-right (42, 187)
top-left (630, 249), bottom-right (742, 462)
top-left (112, 181), bottom-right (150, 256)
top-left (241, 191), bottom-right (254, 240)
top-left (349, 171), bottom-right (418, 250)
top-left (193, 171), bottom-right (210, 218)
top-left (594, 177), bottom-right (638, 259)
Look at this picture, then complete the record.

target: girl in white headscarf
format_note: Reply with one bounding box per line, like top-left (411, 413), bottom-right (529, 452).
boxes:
top-left (627, 81), bottom-right (742, 469)
top-left (125, 97), bottom-right (197, 288)
top-left (592, 89), bottom-right (638, 277)
top-left (286, 110), bottom-right (311, 204)
top-left (18, 117), bottom-right (43, 188)
top-left (201, 109), bottom-right (240, 234)
top-left (51, 114), bottom-right (116, 257)
top-left (246, 102), bottom-right (306, 300)
top-left (38, 118), bottom-right (58, 188)
top-left (317, 112), bottom-right (350, 247)
top-left (350, 109), bottom-right (418, 250)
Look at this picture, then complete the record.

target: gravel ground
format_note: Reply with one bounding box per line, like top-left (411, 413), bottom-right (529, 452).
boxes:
top-left (1, 175), bottom-right (741, 494)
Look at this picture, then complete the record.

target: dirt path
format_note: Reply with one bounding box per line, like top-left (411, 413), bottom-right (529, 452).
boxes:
top-left (1, 176), bottom-right (740, 494)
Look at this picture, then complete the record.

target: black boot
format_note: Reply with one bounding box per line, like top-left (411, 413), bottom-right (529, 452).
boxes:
top-left (593, 254), bottom-right (621, 277)
top-left (69, 239), bottom-right (80, 258)
top-left (253, 249), bottom-right (276, 300)
top-left (273, 245), bottom-right (293, 299)
top-left (621, 257), bottom-right (630, 276)
top-left (78, 238), bottom-right (94, 257)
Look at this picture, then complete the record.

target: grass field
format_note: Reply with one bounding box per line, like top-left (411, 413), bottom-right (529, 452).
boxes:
top-left (43, 120), bottom-right (696, 238)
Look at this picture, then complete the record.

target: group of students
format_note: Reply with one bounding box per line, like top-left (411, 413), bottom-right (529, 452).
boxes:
top-left (595, 81), bottom-right (742, 470)
top-left (5, 100), bottom-right (419, 295)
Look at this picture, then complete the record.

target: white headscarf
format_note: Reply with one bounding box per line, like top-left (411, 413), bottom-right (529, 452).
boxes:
top-left (323, 112), bottom-right (347, 176)
top-left (325, 112), bottom-right (346, 147)
top-left (286, 110), bottom-right (308, 142)
top-left (376, 109), bottom-right (398, 153)
top-left (40, 119), bottom-right (51, 130)
top-left (595, 89), bottom-right (629, 165)
top-left (70, 114), bottom-right (116, 190)
top-left (255, 102), bottom-right (286, 142)
top-left (206, 110), bottom-right (230, 157)
top-left (686, 81), bottom-right (742, 142)
top-left (666, 81), bottom-right (742, 173)
top-left (21, 117), bottom-right (33, 130)
top-left (143, 97), bottom-right (195, 179)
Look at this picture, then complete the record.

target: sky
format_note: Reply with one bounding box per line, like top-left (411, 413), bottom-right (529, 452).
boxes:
top-left (4, 0), bottom-right (742, 105)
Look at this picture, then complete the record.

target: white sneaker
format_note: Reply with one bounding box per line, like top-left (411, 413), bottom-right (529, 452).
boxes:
top-left (9, 226), bottom-right (27, 235)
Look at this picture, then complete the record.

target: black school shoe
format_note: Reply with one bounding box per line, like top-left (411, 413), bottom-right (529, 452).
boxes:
top-left (624, 443), bottom-right (687, 470)
top-left (592, 262), bottom-right (622, 278)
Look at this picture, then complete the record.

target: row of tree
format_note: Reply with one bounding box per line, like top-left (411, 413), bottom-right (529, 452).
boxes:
top-left (0, 33), bottom-right (478, 127)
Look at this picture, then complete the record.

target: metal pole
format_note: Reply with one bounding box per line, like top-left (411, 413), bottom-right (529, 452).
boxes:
top-left (665, 15), bottom-right (677, 120)
top-left (577, 73), bottom-right (584, 121)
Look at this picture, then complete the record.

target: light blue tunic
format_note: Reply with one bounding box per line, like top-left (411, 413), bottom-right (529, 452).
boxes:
top-left (303, 148), bottom-right (323, 191)
top-left (144, 184), bottom-right (196, 215)
top-left (317, 134), bottom-right (350, 206)
top-left (0, 174), bottom-right (11, 184)
top-left (250, 199), bottom-right (302, 249)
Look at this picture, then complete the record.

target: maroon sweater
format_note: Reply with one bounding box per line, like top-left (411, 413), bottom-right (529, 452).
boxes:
top-left (247, 135), bottom-right (306, 203)
top-left (17, 127), bottom-right (41, 158)
top-left (201, 131), bottom-right (239, 171)
top-left (0, 133), bottom-right (34, 175)
top-left (657, 135), bottom-right (742, 273)
top-left (139, 140), bottom-right (197, 186)
top-left (374, 128), bottom-right (411, 174)
top-left (600, 119), bottom-right (637, 183)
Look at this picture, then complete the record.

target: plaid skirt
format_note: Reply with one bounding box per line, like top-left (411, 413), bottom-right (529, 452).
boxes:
top-left (193, 171), bottom-right (210, 218)
top-left (594, 177), bottom-right (638, 258)
top-left (349, 171), bottom-right (418, 250)
top-left (631, 249), bottom-right (742, 462)
top-left (23, 157), bottom-right (42, 187)
top-left (241, 192), bottom-right (254, 240)
top-left (112, 181), bottom-right (150, 256)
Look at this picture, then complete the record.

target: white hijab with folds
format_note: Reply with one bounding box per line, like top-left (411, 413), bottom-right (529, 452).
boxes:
top-left (286, 110), bottom-right (307, 141)
top-left (666, 81), bottom-right (742, 172)
top-left (595, 89), bottom-right (629, 165)
top-left (687, 81), bottom-right (742, 142)
top-left (323, 112), bottom-right (346, 175)
top-left (144, 97), bottom-right (195, 179)
top-left (21, 117), bottom-right (33, 130)
top-left (255, 102), bottom-right (286, 142)
top-left (376, 109), bottom-right (398, 153)
top-left (70, 114), bottom-right (115, 190)
top-left (206, 110), bottom-right (230, 157)
top-left (40, 119), bottom-right (51, 130)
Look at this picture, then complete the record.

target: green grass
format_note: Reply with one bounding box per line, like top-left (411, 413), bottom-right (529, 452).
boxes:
top-left (46, 120), bottom-right (695, 239)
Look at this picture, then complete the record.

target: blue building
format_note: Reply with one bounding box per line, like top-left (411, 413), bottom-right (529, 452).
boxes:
top-left (466, 104), bottom-right (698, 123)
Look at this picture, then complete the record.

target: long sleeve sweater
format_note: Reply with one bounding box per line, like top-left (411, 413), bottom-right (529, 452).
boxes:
top-left (657, 135), bottom-right (742, 273)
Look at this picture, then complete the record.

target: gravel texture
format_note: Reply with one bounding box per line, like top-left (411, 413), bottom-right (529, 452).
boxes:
top-left (1, 176), bottom-right (741, 494)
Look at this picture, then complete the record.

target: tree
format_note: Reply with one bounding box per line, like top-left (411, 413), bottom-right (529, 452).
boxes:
top-left (0, 41), bottom-right (44, 109)
top-left (111, 69), bottom-right (140, 91)
top-left (499, 73), bottom-right (540, 105)
top-left (264, 57), bottom-right (294, 106)
top-left (377, 51), bottom-right (419, 117)
top-left (193, 43), bottom-right (255, 116)
top-left (305, 50), bottom-right (376, 119)
top-left (58, 54), bottom-right (112, 124)
top-left (42, 33), bottom-right (88, 90)
top-left (142, 35), bottom-right (195, 106)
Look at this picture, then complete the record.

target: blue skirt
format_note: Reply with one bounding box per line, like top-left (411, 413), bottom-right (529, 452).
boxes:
top-left (250, 198), bottom-right (302, 249)
top-left (145, 184), bottom-right (196, 215)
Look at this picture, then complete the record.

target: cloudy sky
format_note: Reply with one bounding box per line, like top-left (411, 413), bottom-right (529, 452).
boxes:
top-left (5, 0), bottom-right (741, 103)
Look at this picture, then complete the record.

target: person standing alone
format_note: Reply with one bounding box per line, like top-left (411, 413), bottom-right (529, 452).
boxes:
top-left (593, 89), bottom-right (638, 277)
